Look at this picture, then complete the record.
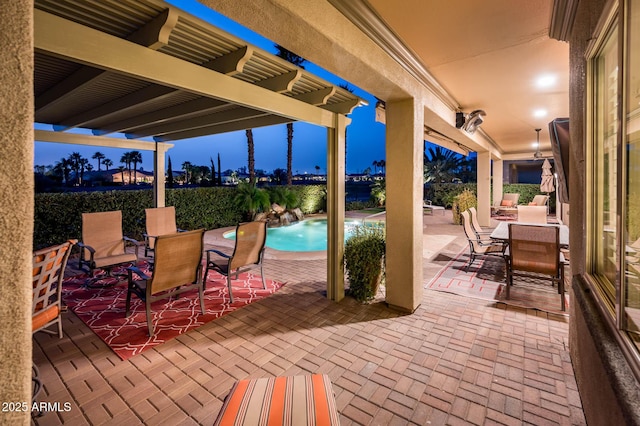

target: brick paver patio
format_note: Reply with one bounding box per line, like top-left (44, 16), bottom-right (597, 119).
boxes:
top-left (32, 211), bottom-right (585, 425)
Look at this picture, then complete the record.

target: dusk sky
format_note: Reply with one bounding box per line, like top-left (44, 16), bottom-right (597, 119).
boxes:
top-left (34, 0), bottom-right (388, 175)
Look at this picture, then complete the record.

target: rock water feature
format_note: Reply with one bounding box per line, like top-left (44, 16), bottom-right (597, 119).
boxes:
top-left (254, 203), bottom-right (304, 227)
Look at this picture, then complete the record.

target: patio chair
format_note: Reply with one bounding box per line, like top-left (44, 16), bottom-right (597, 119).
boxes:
top-left (205, 221), bottom-right (267, 303)
top-left (125, 229), bottom-right (206, 337)
top-left (32, 240), bottom-right (76, 338)
top-left (461, 210), bottom-right (505, 272)
top-left (505, 224), bottom-right (566, 311)
top-left (529, 194), bottom-right (550, 207)
top-left (517, 205), bottom-right (548, 224)
top-left (492, 193), bottom-right (520, 215)
top-left (469, 207), bottom-right (493, 238)
top-left (144, 206), bottom-right (186, 257)
top-left (78, 210), bottom-right (140, 278)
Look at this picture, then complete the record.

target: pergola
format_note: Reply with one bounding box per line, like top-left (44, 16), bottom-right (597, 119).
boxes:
top-left (34, 0), bottom-right (365, 301)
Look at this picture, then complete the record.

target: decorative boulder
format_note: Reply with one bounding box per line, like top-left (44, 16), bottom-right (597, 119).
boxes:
top-left (291, 208), bottom-right (304, 221)
top-left (279, 211), bottom-right (294, 226)
top-left (254, 212), bottom-right (269, 222)
top-left (271, 203), bottom-right (285, 214)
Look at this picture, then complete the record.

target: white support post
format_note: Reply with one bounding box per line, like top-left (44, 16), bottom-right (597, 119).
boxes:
top-left (326, 114), bottom-right (346, 301)
top-left (154, 142), bottom-right (169, 207)
top-left (492, 158), bottom-right (504, 223)
top-left (385, 98), bottom-right (423, 312)
top-left (477, 152), bottom-right (492, 227)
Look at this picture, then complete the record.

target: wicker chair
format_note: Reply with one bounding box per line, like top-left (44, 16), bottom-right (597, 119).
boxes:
top-left (205, 221), bottom-right (267, 303)
top-left (505, 224), bottom-right (566, 311)
top-left (144, 206), bottom-right (186, 257)
top-left (126, 229), bottom-right (206, 336)
top-left (32, 240), bottom-right (76, 338)
top-left (78, 211), bottom-right (140, 278)
top-left (461, 210), bottom-right (505, 272)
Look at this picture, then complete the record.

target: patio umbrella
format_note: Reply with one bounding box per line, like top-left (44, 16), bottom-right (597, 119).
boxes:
top-left (540, 159), bottom-right (555, 193)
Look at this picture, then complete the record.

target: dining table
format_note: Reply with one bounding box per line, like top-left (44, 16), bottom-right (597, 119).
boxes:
top-left (489, 221), bottom-right (570, 247)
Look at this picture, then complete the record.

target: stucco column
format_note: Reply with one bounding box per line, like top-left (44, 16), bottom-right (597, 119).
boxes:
top-left (326, 114), bottom-right (346, 301)
top-left (0, 1), bottom-right (33, 424)
top-left (153, 143), bottom-right (167, 207)
top-left (492, 158), bottom-right (504, 218)
top-left (385, 98), bottom-right (423, 312)
top-left (477, 152), bottom-right (492, 227)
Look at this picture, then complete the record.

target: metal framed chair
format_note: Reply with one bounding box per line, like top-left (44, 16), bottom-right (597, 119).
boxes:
top-left (32, 240), bottom-right (76, 338)
top-left (205, 221), bottom-right (267, 303)
top-left (78, 210), bottom-right (140, 278)
top-left (461, 210), bottom-right (505, 272)
top-left (505, 223), bottom-right (566, 311)
top-left (517, 205), bottom-right (548, 224)
top-left (468, 207), bottom-right (493, 238)
top-left (126, 229), bottom-right (206, 336)
top-left (143, 206), bottom-right (186, 257)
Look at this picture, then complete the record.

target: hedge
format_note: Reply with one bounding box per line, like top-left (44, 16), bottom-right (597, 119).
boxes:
top-left (34, 185), bottom-right (328, 249)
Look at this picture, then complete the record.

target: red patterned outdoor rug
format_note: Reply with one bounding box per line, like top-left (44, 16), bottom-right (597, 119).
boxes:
top-left (425, 248), bottom-right (569, 315)
top-left (62, 261), bottom-right (284, 360)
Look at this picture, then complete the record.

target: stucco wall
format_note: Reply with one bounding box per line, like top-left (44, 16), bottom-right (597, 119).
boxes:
top-left (0, 2), bottom-right (34, 425)
top-left (568, 0), bottom-right (640, 425)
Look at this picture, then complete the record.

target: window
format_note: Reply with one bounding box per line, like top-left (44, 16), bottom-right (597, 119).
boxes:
top-left (588, 0), bottom-right (640, 367)
top-left (624, 0), bottom-right (640, 346)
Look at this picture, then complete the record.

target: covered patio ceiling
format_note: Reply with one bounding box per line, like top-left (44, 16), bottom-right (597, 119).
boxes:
top-left (34, 0), bottom-right (364, 146)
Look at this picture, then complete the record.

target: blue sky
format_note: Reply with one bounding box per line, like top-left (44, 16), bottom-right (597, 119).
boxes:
top-left (34, 0), bottom-right (387, 175)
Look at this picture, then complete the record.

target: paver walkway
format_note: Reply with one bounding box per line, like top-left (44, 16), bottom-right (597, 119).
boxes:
top-left (31, 210), bottom-right (584, 425)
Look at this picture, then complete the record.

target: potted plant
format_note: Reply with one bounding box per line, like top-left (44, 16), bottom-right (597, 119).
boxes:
top-left (344, 223), bottom-right (386, 302)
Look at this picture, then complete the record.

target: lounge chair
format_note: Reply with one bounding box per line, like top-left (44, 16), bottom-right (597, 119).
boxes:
top-left (529, 194), bottom-right (550, 207)
top-left (492, 193), bottom-right (520, 215)
top-left (126, 229), bottom-right (206, 336)
top-left (32, 240), bottom-right (76, 338)
top-left (461, 210), bottom-right (505, 272)
top-left (505, 223), bottom-right (566, 311)
top-left (144, 206), bottom-right (186, 257)
top-left (205, 221), bottom-right (267, 303)
top-left (78, 211), bottom-right (140, 278)
top-left (423, 199), bottom-right (445, 215)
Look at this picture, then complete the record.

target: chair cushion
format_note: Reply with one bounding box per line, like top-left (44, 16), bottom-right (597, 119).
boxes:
top-left (500, 200), bottom-right (514, 207)
top-left (528, 202), bottom-right (537, 206)
top-left (214, 374), bottom-right (339, 426)
top-left (32, 305), bottom-right (59, 331)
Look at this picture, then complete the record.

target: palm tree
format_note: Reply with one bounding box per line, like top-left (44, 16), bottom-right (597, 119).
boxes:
top-left (246, 129), bottom-right (256, 184)
top-left (117, 166), bottom-right (125, 184)
top-left (372, 160), bottom-right (379, 174)
top-left (78, 158), bottom-right (90, 185)
top-left (68, 152), bottom-right (83, 185)
top-left (182, 161), bottom-right (193, 185)
top-left (234, 182), bottom-right (270, 220)
top-left (378, 159), bottom-right (386, 175)
top-left (424, 146), bottom-right (464, 183)
top-left (129, 151), bottom-right (142, 184)
top-left (275, 45), bottom-right (306, 186)
top-left (92, 151), bottom-right (105, 171)
top-left (315, 165), bottom-right (321, 175)
top-left (120, 152), bottom-right (132, 184)
top-left (53, 157), bottom-right (72, 185)
top-left (102, 158), bottom-right (113, 170)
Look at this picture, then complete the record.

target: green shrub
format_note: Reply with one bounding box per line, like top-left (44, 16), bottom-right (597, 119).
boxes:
top-left (452, 189), bottom-right (477, 225)
top-left (234, 183), bottom-right (270, 220)
top-left (344, 224), bottom-right (386, 303)
top-left (370, 179), bottom-right (386, 206)
top-left (267, 186), bottom-right (299, 209)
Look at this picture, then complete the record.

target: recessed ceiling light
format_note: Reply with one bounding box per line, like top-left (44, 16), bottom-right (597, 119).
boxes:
top-left (533, 109), bottom-right (547, 118)
top-left (536, 74), bottom-right (557, 88)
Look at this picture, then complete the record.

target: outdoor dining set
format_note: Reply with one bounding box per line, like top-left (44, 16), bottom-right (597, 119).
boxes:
top-left (461, 194), bottom-right (569, 311)
top-left (32, 207), bottom-right (268, 338)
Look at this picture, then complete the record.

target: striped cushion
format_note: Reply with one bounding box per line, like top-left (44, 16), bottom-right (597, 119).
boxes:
top-left (214, 374), bottom-right (340, 426)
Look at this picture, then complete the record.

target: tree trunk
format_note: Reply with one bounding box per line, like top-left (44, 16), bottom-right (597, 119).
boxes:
top-left (246, 129), bottom-right (255, 184)
top-left (287, 123), bottom-right (293, 186)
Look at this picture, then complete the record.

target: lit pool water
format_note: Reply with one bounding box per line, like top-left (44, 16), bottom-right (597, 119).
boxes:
top-left (224, 218), bottom-right (379, 252)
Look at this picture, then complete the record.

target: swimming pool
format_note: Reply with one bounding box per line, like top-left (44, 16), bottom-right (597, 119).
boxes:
top-left (224, 218), bottom-right (379, 252)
